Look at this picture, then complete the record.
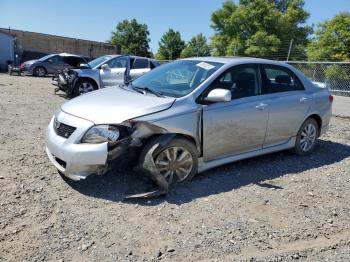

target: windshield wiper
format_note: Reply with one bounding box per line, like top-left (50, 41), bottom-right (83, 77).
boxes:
top-left (132, 85), bottom-right (165, 97)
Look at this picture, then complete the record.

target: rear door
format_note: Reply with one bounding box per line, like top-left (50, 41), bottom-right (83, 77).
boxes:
top-left (202, 64), bottom-right (269, 161)
top-left (130, 58), bottom-right (151, 80)
top-left (260, 64), bottom-right (311, 148)
top-left (99, 56), bottom-right (128, 87)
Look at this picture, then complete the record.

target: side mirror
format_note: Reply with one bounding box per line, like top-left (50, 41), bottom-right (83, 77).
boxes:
top-left (101, 63), bottom-right (109, 70)
top-left (205, 88), bottom-right (231, 103)
top-left (48, 59), bottom-right (53, 63)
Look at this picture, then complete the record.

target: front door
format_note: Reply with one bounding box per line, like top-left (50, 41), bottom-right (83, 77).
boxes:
top-left (202, 65), bottom-right (268, 161)
top-left (100, 56), bottom-right (129, 87)
top-left (130, 58), bottom-right (151, 80)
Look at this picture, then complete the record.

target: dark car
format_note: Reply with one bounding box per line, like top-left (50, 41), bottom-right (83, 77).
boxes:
top-left (22, 53), bottom-right (88, 77)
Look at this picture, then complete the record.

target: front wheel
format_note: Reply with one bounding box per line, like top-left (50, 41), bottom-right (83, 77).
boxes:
top-left (74, 79), bottom-right (97, 96)
top-left (293, 118), bottom-right (319, 155)
top-left (139, 137), bottom-right (198, 186)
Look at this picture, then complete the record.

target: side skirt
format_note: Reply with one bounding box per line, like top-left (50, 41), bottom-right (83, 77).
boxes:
top-left (198, 137), bottom-right (296, 173)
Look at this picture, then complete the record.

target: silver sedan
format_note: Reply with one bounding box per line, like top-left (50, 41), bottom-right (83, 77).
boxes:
top-left (45, 57), bottom-right (332, 187)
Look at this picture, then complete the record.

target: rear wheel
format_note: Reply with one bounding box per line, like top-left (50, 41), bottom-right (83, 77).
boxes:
top-left (74, 79), bottom-right (97, 96)
top-left (33, 66), bottom-right (46, 77)
top-left (293, 118), bottom-right (319, 155)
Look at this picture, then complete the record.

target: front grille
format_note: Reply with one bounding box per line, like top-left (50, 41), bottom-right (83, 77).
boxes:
top-left (54, 119), bottom-right (76, 139)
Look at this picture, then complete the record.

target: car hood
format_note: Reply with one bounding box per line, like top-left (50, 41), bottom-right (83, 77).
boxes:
top-left (24, 60), bottom-right (37, 65)
top-left (61, 86), bottom-right (175, 124)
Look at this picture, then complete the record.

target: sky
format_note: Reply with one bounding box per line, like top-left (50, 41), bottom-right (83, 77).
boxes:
top-left (1, 0), bottom-right (350, 53)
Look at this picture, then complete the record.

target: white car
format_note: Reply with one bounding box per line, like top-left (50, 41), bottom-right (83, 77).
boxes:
top-left (52, 55), bottom-right (160, 96)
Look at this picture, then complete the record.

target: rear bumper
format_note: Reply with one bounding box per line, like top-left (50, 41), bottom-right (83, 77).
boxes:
top-left (45, 111), bottom-right (108, 180)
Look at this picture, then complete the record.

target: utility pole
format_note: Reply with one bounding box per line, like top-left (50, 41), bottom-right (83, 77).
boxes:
top-left (287, 39), bottom-right (293, 61)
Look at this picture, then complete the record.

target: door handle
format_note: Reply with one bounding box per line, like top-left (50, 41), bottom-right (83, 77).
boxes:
top-left (300, 97), bottom-right (308, 103)
top-left (256, 103), bottom-right (268, 110)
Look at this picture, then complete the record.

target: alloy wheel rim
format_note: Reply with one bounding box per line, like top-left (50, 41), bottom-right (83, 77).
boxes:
top-left (36, 68), bottom-right (45, 76)
top-left (78, 82), bottom-right (93, 94)
top-left (300, 123), bottom-right (317, 152)
top-left (154, 146), bottom-right (193, 184)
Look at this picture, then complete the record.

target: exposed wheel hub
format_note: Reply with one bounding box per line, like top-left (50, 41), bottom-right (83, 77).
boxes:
top-left (154, 146), bottom-right (193, 184)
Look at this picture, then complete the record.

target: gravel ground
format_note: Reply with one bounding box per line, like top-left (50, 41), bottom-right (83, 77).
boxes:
top-left (0, 73), bottom-right (350, 262)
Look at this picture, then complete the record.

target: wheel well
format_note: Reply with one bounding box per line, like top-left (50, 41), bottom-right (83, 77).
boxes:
top-left (308, 114), bottom-right (322, 135)
top-left (140, 133), bottom-right (199, 155)
top-left (34, 66), bottom-right (46, 73)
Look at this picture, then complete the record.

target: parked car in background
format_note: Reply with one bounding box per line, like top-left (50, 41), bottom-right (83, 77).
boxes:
top-left (52, 55), bottom-right (160, 96)
top-left (22, 53), bottom-right (88, 77)
top-left (46, 57), bottom-right (333, 185)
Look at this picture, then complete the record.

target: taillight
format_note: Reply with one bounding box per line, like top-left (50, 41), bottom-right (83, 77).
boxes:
top-left (329, 95), bottom-right (334, 103)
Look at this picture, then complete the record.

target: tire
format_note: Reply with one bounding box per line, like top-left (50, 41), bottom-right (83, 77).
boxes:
top-left (33, 66), bottom-right (47, 77)
top-left (74, 79), bottom-right (97, 96)
top-left (139, 136), bottom-right (198, 186)
top-left (293, 118), bottom-right (319, 155)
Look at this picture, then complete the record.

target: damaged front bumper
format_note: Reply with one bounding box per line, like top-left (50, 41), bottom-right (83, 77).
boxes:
top-left (45, 112), bottom-right (110, 180)
top-left (52, 70), bottom-right (77, 94)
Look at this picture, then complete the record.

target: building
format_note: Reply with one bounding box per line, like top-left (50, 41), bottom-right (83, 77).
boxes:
top-left (0, 27), bottom-right (120, 70)
top-left (0, 31), bottom-right (15, 71)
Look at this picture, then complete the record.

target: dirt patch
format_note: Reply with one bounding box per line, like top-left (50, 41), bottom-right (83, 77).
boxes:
top-left (0, 74), bottom-right (350, 261)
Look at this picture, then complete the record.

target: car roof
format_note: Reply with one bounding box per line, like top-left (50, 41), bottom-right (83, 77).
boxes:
top-left (183, 56), bottom-right (289, 67)
top-left (59, 53), bottom-right (84, 58)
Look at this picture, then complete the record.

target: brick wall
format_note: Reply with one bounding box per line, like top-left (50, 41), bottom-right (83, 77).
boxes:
top-left (0, 28), bottom-right (120, 59)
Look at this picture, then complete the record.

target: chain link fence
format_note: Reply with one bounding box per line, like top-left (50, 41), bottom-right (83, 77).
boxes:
top-left (155, 59), bottom-right (350, 97)
top-left (288, 61), bottom-right (350, 97)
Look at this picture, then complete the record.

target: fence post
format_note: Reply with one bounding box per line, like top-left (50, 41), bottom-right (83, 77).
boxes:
top-left (286, 39), bottom-right (293, 61)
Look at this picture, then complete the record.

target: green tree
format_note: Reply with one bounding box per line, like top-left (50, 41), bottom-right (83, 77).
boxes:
top-left (308, 12), bottom-right (350, 61)
top-left (181, 33), bottom-right (211, 58)
top-left (156, 29), bottom-right (185, 60)
top-left (211, 0), bottom-right (312, 60)
top-left (110, 19), bottom-right (150, 57)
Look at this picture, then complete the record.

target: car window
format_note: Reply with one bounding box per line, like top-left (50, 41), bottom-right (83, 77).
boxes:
top-left (133, 58), bottom-right (149, 69)
top-left (107, 56), bottom-right (128, 68)
top-left (49, 55), bottom-right (63, 64)
top-left (262, 65), bottom-right (304, 94)
top-left (88, 56), bottom-right (111, 68)
top-left (209, 65), bottom-right (260, 99)
top-left (150, 60), bottom-right (159, 69)
top-left (63, 56), bottom-right (84, 67)
top-left (132, 60), bottom-right (224, 98)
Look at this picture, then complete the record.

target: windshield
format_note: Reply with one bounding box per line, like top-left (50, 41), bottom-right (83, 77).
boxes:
top-left (132, 60), bottom-right (224, 97)
top-left (38, 54), bottom-right (55, 61)
top-left (88, 56), bottom-right (112, 68)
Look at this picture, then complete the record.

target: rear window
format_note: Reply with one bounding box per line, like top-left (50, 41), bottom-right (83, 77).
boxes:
top-left (62, 56), bottom-right (85, 67)
top-left (150, 60), bottom-right (160, 69)
top-left (262, 65), bottom-right (304, 94)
